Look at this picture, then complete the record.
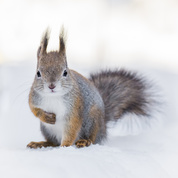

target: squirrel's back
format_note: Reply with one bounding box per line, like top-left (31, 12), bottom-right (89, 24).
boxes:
top-left (71, 70), bottom-right (104, 110)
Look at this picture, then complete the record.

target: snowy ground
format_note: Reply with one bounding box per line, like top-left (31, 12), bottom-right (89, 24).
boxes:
top-left (0, 61), bottom-right (178, 178)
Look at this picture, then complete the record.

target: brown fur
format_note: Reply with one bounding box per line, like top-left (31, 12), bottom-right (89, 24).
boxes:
top-left (74, 105), bottom-right (101, 148)
top-left (29, 102), bottom-right (56, 124)
top-left (61, 96), bottom-right (83, 147)
top-left (88, 105), bottom-right (102, 143)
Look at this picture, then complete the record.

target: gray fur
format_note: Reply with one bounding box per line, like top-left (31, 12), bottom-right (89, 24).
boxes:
top-left (89, 69), bottom-right (157, 123)
top-left (71, 71), bottom-right (106, 143)
top-left (40, 123), bottom-right (60, 145)
top-left (30, 90), bottom-right (42, 106)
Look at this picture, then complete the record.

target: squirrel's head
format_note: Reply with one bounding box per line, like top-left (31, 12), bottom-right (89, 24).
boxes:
top-left (34, 28), bottom-right (72, 95)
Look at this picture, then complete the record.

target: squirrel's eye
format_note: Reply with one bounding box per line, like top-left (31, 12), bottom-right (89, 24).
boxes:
top-left (37, 71), bottom-right (41, 78)
top-left (63, 70), bottom-right (68, 77)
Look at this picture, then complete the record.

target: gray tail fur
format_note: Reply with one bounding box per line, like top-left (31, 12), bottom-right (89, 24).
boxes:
top-left (89, 69), bottom-right (158, 124)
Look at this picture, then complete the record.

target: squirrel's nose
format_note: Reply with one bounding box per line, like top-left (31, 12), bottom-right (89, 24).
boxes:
top-left (49, 83), bottom-right (56, 90)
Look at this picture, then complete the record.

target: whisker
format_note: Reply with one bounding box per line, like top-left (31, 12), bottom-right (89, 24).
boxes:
top-left (12, 88), bottom-right (30, 106)
top-left (13, 80), bottom-right (32, 91)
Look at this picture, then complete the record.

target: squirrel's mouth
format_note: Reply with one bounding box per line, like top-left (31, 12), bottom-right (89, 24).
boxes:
top-left (51, 89), bottom-right (55, 93)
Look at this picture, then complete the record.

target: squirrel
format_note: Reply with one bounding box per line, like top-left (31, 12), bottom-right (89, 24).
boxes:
top-left (27, 28), bottom-right (157, 149)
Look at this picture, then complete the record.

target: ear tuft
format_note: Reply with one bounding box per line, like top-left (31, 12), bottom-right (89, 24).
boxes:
top-left (37, 28), bottom-right (50, 59)
top-left (59, 26), bottom-right (67, 54)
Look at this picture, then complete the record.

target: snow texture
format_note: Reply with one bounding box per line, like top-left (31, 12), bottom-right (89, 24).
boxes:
top-left (0, 61), bottom-right (178, 178)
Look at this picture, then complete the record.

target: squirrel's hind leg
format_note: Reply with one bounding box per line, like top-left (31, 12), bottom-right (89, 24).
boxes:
top-left (27, 141), bottom-right (59, 149)
top-left (75, 105), bottom-right (105, 148)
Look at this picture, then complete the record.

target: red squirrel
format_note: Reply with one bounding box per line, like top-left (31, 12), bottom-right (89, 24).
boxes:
top-left (27, 28), bottom-right (158, 148)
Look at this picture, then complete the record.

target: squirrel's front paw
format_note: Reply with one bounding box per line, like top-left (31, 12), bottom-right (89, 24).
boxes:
top-left (27, 141), bottom-right (58, 149)
top-left (43, 112), bottom-right (56, 124)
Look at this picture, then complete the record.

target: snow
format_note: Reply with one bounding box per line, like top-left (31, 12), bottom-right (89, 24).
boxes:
top-left (0, 61), bottom-right (178, 178)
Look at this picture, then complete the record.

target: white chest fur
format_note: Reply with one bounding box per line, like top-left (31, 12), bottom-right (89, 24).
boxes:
top-left (39, 94), bottom-right (67, 143)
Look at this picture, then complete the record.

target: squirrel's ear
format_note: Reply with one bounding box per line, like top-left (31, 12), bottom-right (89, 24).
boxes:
top-left (37, 29), bottom-right (50, 59)
top-left (59, 26), bottom-right (66, 55)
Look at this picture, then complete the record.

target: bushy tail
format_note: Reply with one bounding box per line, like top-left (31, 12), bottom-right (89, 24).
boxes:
top-left (89, 69), bottom-right (160, 134)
